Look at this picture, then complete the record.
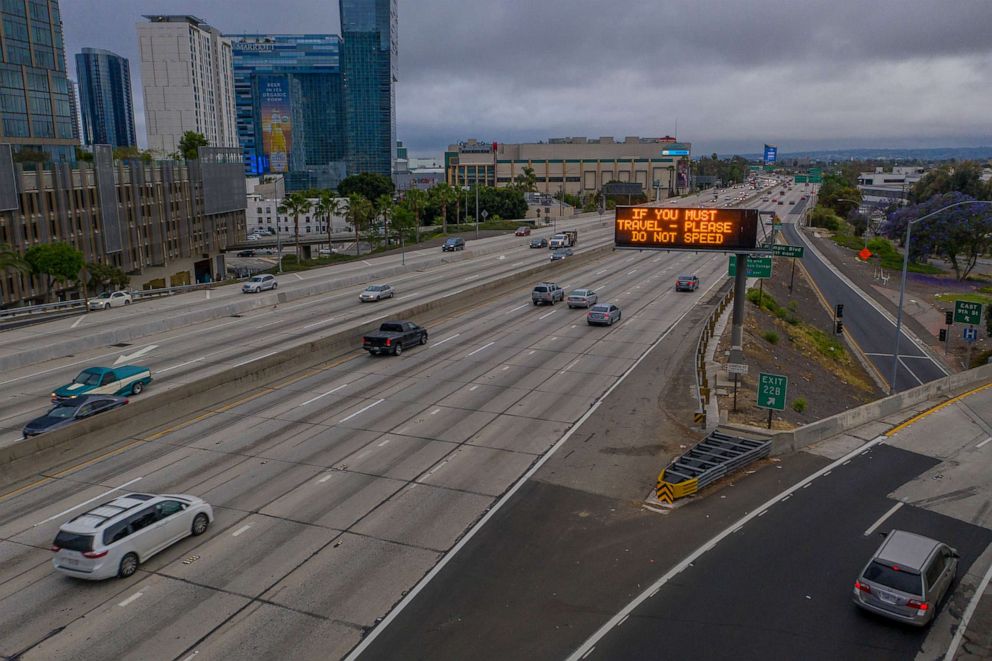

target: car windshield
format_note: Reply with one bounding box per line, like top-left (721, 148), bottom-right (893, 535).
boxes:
top-left (250, 276), bottom-right (265, 282)
top-left (96, 292), bottom-right (111, 299)
top-left (74, 370), bottom-right (102, 386)
top-left (53, 531), bottom-right (94, 552)
top-left (47, 405), bottom-right (79, 419)
top-left (863, 561), bottom-right (923, 595)
top-left (367, 286), bottom-right (385, 291)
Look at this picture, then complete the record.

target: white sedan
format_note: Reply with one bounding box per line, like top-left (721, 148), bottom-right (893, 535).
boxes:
top-left (88, 291), bottom-right (132, 310)
top-left (359, 284), bottom-right (395, 302)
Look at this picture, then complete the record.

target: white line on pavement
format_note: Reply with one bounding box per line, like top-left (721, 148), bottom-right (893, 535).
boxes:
top-left (118, 592), bottom-right (144, 607)
top-left (627, 269), bottom-right (637, 275)
top-left (303, 317), bottom-right (336, 329)
top-left (538, 310), bottom-right (556, 320)
top-left (506, 304), bottom-right (529, 314)
top-left (977, 437), bottom-right (992, 448)
top-left (469, 385), bottom-right (478, 391)
top-left (362, 260), bottom-right (372, 266)
top-left (466, 341), bottom-right (495, 357)
top-left (430, 408), bottom-right (441, 415)
top-left (318, 474), bottom-right (333, 483)
top-left (596, 269), bottom-right (608, 275)
top-left (231, 525), bottom-right (252, 537)
top-left (294, 274), bottom-right (303, 280)
top-left (944, 559), bottom-right (992, 661)
top-left (430, 333), bottom-right (460, 348)
top-left (338, 398), bottom-right (384, 423)
top-left (864, 502), bottom-right (904, 536)
top-left (299, 383), bottom-right (349, 407)
top-left (35, 477), bottom-right (144, 527)
top-left (232, 350), bottom-right (279, 368)
top-left (70, 316), bottom-right (84, 329)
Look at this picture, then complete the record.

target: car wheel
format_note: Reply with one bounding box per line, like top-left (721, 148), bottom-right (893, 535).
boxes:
top-left (419, 333), bottom-right (428, 345)
top-left (131, 381), bottom-right (144, 395)
top-left (118, 552), bottom-right (139, 578)
top-left (273, 283), bottom-right (278, 289)
top-left (124, 299), bottom-right (131, 306)
top-left (191, 513), bottom-right (209, 536)
top-left (394, 344), bottom-right (402, 356)
top-left (608, 317), bottom-right (614, 326)
top-left (533, 300), bottom-right (539, 306)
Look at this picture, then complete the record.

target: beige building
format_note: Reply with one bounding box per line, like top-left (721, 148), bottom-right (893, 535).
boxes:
top-left (446, 137), bottom-right (691, 197)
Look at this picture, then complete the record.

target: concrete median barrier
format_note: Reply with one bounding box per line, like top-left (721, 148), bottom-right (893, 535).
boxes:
top-left (0, 242), bottom-right (616, 490)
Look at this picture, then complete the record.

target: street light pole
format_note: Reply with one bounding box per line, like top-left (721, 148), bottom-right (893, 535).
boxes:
top-left (475, 177), bottom-right (480, 239)
top-left (888, 200), bottom-right (992, 394)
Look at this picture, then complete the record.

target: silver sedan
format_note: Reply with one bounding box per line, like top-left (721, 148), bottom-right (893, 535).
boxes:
top-left (359, 284), bottom-right (395, 302)
top-left (587, 303), bottom-right (621, 326)
top-left (567, 289), bottom-right (598, 308)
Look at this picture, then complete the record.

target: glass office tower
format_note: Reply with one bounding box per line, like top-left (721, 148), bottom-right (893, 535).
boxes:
top-left (339, 0), bottom-right (396, 178)
top-left (229, 34), bottom-right (346, 190)
top-left (0, 0), bottom-right (77, 161)
top-left (75, 48), bottom-right (136, 147)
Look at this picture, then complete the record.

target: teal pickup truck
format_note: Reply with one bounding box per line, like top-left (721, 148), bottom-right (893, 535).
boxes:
top-left (51, 366), bottom-right (152, 402)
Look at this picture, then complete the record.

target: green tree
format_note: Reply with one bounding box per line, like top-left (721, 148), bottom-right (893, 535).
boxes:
top-left (429, 183), bottom-right (458, 232)
top-left (818, 172), bottom-right (861, 217)
top-left (87, 261), bottom-right (130, 292)
top-left (400, 188), bottom-right (428, 242)
top-left (12, 148), bottom-right (47, 164)
top-left (337, 173), bottom-right (394, 204)
top-left (177, 131), bottom-right (209, 160)
top-left (112, 146), bottom-right (154, 163)
top-left (511, 166), bottom-right (537, 192)
top-left (313, 190), bottom-right (345, 257)
top-left (911, 162), bottom-right (990, 202)
top-left (24, 242), bottom-right (85, 302)
top-left (74, 147), bottom-right (93, 163)
top-left (0, 243), bottom-right (29, 274)
top-left (278, 192), bottom-right (313, 261)
top-left (345, 193), bottom-right (374, 255)
top-left (391, 205), bottom-right (416, 246)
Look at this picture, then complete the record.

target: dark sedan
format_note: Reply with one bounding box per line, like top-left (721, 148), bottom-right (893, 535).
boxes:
top-left (530, 238), bottom-right (548, 248)
top-left (22, 394), bottom-right (128, 437)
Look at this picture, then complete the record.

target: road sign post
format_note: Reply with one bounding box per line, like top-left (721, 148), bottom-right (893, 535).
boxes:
top-left (757, 372), bottom-right (788, 429)
top-left (772, 244), bottom-right (804, 295)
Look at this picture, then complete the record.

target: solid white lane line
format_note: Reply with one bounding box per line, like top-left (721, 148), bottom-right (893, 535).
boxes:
top-left (864, 502), bottom-right (904, 537)
top-left (898, 356), bottom-right (925, 386)
top-left (70, 316), bottom-right (84, 329)
top-left (466, 341), bottom-right (495, 357)
top-left (232, 350), bottom-right (279, 368)
top-left (256, 319), bottom-right (284, 329)
top-left (945, 558), bottom-right (992, 661)
top-left (299, 383), bottom-right (349, 407)
top-left (338, 398), bottom-right (385, 423)
top-left (977, 437), bottom-right (992, 448)
top-left (231, 525), bottom-right (252, 537)
top-left (118, 592), bottom-right (144, 607)
top-left (506, 304), bottom-right (529, 314)
top-left (565, 435), bottom-right (888, 661)
top-left (430, 333), bottom-right (460, 347)
top-left (35, 477), bottom-right (144, 527)
top-left (596, 269), bottom-right (608, 275)
top-left (303, 317), bottom-right (336, 329)
top-left (157, 357), bottom-right (206, 374)
top-left (538, 310), bottom-right (556, 320)
top-left (464, 275), bottom-right (480, 281)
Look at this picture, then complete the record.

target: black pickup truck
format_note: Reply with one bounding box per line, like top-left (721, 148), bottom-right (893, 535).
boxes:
top-left (362, 321), bottom-right (428, 356)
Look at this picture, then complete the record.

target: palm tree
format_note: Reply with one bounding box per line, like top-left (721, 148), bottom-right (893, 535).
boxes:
top-left (346, 193), bottom-right (374, 256)
top-left (430, 183), bottom-right (458, 234)
top-left (402, 189), bottom-right (427, 243)
top-left (314, 190), bottom-right (345, 257)
top-left (0, 243), bottom-right (28, 274)
top-left (278, 192), bottom-right (313, 262)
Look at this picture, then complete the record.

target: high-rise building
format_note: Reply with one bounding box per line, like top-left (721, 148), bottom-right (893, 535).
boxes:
top-left (0, 0), bottom-right (78, 162)
top-left (339, 0), bottom-right (397, 178)
top-left (75, 48), bottom-right (136, 147)
top-left (137, 15), bottom-right (237, 155)
top-left (228, 34), bottom-right (346, 190)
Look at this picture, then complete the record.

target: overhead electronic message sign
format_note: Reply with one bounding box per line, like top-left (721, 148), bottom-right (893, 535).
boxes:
top-left (614, 206), bottom-right (760, 252)
top-left (764, 144), bottom-right (777, 164)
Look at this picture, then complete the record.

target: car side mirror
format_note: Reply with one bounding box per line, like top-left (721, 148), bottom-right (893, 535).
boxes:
top-left (878, 531), bottom-right (889, 538)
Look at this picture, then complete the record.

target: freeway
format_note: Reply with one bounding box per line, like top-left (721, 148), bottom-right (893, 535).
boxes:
top-left (0, 205), bottom-right (741, 658)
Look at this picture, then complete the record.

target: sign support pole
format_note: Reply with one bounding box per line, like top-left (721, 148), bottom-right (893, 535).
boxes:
top-left (733, 373), bottom-right (738, 412)
top-left (789, 257), bottom-right (796, 295)
top-left (767, 408), bottom-right (773, 430)
top-left (730, 253), bottom-right (748, 350)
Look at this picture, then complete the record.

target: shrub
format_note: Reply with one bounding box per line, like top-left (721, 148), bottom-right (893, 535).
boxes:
top-left (792, 397), bottom-right (807, 413)
top-left (762, 330), bottom-right (779, 344)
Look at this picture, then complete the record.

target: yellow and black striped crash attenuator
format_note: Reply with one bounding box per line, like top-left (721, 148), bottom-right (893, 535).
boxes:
top-left (656, 470), bottom-right (699, 504)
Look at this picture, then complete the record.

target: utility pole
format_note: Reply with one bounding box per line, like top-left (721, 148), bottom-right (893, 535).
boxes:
top-left (475, 173), bottom-right (480, 239)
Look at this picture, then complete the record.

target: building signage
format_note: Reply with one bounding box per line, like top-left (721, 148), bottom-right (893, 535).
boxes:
top-left (661, 148), bottom-right (690, 156)
top-left (615, 207), bottom-right (759, 252)
top-left (233, 42), bottom-right (275, 52)
top-left (259, 75), bottom-right (292, 173)
top-left (764, 144), bottom-right (777, 164)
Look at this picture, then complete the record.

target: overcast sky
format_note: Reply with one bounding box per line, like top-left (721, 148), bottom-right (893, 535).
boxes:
top-left (62, 0), bottom-right (992, 157)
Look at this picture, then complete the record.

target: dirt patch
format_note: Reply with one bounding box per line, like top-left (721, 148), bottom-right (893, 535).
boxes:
top-left (715, 255), bottom-right (886, 429)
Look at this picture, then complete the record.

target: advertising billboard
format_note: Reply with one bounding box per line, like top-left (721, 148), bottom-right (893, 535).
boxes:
top-left (763, 144), bottom-right (777, 164)
top-left (259, 76), bottom-right (293, 173)
top-left (615, 206), bottom-right (760, 252)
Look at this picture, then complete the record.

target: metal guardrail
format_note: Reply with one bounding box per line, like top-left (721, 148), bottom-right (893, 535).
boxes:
top-left (0, 282), bottom-right (218, 321)
top-left (656, 430), bottom-right (772, 504)
top-left (693, 287), bottom-right (735, 428)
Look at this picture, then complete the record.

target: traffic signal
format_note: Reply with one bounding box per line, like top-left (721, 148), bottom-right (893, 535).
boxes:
top-left (939, 328), bottom-right (947, 342)
top-left (836, 303), bottom-right (844, 319)
top-left (945, 310), bottom-right (953, 325)
top-left (835, 320), bottom-right (844, 334)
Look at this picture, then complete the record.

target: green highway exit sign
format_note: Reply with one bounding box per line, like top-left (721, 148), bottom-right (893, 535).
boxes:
top-left (728, 255), bottom-right (773, 278)
top-left (794, 175), bottom-right (808, 184)
top-left (954, 300), bottom-right (983, 325)
top-left (757, 372), bottom-right (788, 411)
top-left (772, 244), bottom-right (804, 258)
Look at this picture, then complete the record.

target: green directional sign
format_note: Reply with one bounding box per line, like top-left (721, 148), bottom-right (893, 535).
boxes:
top-left (728, 255), bottom-right (773, 278)
top-left (772, 244), bottom-right (805, 258)
top-left (757, 372), bottom-right (788, 411)
top-left (954, 300), bottom-right (983, 325)
top-left (809, 167), bottom-right (822, 176)
top-left (794, 175), bottom-right (808, 184)
top-left (808, 175), bottom-right (822, 184)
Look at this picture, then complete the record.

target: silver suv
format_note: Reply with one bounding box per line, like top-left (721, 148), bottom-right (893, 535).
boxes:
top-left (532, 282), bottom-right (564, 306)
top-left (853, 529), bottom-right (958, 626)
top-left (51, 493), bottom-right (213, 580)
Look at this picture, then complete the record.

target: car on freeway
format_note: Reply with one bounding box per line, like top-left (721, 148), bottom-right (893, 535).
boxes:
top-left (550, 247), bottom-right (573, 261)
top-left (514, 226), bottom-right (532, 236)
top-left (567, 289), bottom-right (598, 308)
top-left (853, 529), bottom-right (958, 627)
top-left (236, 249), bottom-right (256, 257)
top-left (587, 303), bottom-right (621, 326)
top-left (442, 237), bottom-right (465, 251)
top-left (359, 284), bottom-right (395, 302)
top-left (362, 320), bottom-right (428, 356)
top-left (23, 394), bottom-right (129, 437)
top-left (242, 273), bottom-right (277, 293)
top-left (52, 365), bottom-right (152, 402)
top-left (675, 274), bottom-right (700, 292)
top-left (532, 282), bottom-right (564, 306)
top-left (88, 291), bottom-right (132, 310)
top-left (319, 247), bottom-right (335, 256)
top-left (246, 234), bottom-right (260, 241)
top-left (530, 237), bottom-right (548, 249)
top-left (51, 493), bottom-right (212, 580)
top-left (778, 201), bottom-right (784, 205)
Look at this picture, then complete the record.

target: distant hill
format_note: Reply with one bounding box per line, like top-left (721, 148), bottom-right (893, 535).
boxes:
top-left (725, 146), bottom-right (992, 162)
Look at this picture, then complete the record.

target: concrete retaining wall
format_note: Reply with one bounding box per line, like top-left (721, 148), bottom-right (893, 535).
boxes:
top-left (0, 242), bottom-right (616, 490)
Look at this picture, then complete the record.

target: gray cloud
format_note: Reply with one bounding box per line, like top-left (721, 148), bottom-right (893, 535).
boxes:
top-left (62, 0), bottom-right (992, 157)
